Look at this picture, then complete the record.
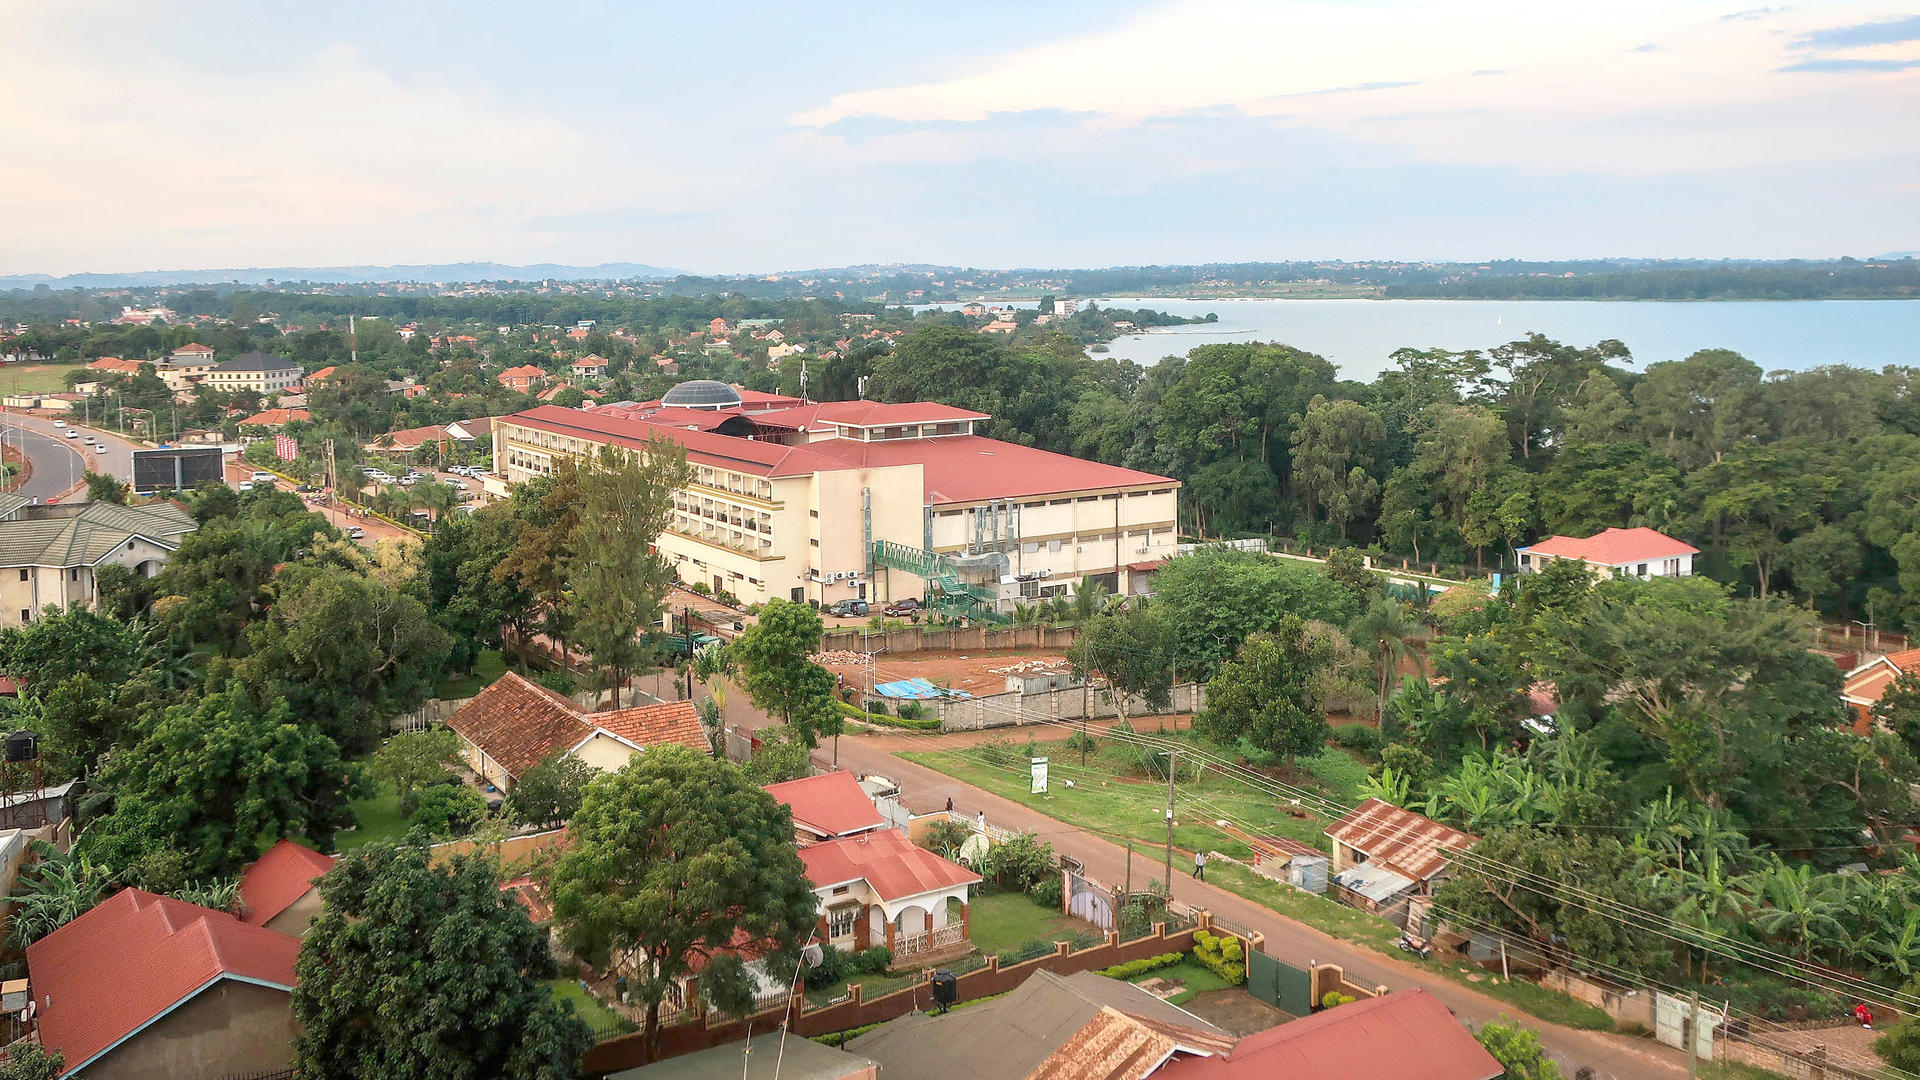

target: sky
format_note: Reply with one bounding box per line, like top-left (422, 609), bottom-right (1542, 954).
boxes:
top-left (2, 0), bottom-right (1917, 276)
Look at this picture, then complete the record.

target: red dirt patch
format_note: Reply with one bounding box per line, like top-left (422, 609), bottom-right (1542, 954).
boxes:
top-left (819, 648), bottom-right (1072, 697)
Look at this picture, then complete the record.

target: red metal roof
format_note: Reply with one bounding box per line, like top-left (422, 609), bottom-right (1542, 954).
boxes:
top-left (27, 889), bottom-right (300, 1077)
top-left (238, 839), bottom-right (334, 927)
top-left (1519, 527), bottom-right (1698, 566)
top-left (503, 405), bottom-right (855, 478)
top-left (760, 400), bottom-right (990, 428)
top-left (802, 435), bottom-right (1175, 505)
top-left (764, 771), bottom-right (887, 839)
top-left (1156, 990), bottom-right (1501, 1080)
top-left (1324, 799), bottom-right (1477, 882)
top-left (796, 829), bottom-right (979, 903)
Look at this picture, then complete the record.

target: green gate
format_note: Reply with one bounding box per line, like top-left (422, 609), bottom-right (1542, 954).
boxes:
top-left (1248, 950), bottom-right (1312, 1017)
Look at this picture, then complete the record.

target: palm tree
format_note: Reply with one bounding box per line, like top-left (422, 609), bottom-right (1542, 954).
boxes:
top-left (1067, 577), bottom-right (1116, 624)
top-left (414, 479), bottom-right (458, 528)
top-left (1349, 597), bottom-right (1423, 726)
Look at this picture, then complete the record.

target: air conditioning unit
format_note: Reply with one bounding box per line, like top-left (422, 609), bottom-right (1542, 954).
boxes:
top-left (1136, 546), bottom-right (1150, 554)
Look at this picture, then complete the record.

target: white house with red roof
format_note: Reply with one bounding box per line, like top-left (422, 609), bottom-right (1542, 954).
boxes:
top-left (25, 889), bottom-right (301, 1078)
top-left (492, 384), bottom-right (1180, 613)
top-left (1516, 527), bottom-right (1697, 580)
top-left (1842, 648), bottom-right (1920, 736)
top-left (445, 672), bottom-right (708, 790)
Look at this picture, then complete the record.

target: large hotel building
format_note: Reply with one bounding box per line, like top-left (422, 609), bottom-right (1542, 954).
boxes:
top-left (493, 381), bottom-right (1180, 613)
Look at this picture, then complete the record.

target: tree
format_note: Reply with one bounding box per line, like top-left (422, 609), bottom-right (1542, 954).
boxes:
top-left (84, 470), bottom-right (127, 504)
top-left (1435, 829), bottom-right (1665, 973)
top-left (370, 728), bottom-right (461, 815)
top-left (564, 440), bottom-right (692, 708)
top-left (1429, 633), bottom-right (1529, 751)
top-left (494, 462), bottom-right (584, 649)
top-left (1290, 396), bottom-right (1385, 538)
top-left (550, 747), bottom-right (819, 1055)
top-left (1784, 521), bottom-right (1861, 612)
top-left (293, 843), bottom-right (590, 1080)
top-left (1349, 597), bottom-right (1423, 721)
top-left (406, 783), bottom-right (488, 840)
top-left (422, 504), bottom-right (532, 671)
top-left (1474, 1019), bottom-right (1564, 1080)
top-left (7, 841), bottom-right (115, 946)
top-left (1197, 617), bottom-right (1338, 765)
top-left (81, 680), bottom-right (361, 878)
top-left (1152, 547), bottom-right (1360, 680)
top-left (1875, 1018), bottom-right (1920, 1075)
top-left (1066, 607), bottom-right (1176, 727)
top-left (1875, 670), bottom-right (1920, 759)
top-left (1633, 349), bottom-right (1767, 469)
top-left (731, 599), bottom-right (840, 744)
top-left (1688, 445), bottom-right (1835, 597)
top-left (0, 1044), bottom-right (63, 1080)
top-left (506, 750), bottom-right (597, 828)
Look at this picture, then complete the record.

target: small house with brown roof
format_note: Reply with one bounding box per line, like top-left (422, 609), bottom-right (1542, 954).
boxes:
top-left (1842, 648), bottom-right (1920, 735)
top-left (1324, 798), bottom-right (1477, 919)
top-left (445, 672), bottom-right (707, 790)
top-left (764, 770), bottom-right (887, 844)
top-left (238, 838), bottom-right (334, 937)
top-left (498, 364), bottom-right (549, 391)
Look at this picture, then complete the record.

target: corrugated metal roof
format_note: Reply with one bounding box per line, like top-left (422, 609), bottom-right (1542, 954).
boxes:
top-left (1324, 799), bottom-right (1477, 882)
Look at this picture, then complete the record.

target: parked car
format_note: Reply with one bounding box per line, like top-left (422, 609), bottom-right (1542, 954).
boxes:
top-left (642, 630), bottom-right (723, 659)
top-left (441, 477), bottom-right (464, 487)
top-left (883, 598), bottom-right (922, 617)
top-left (395, 476), bottom-right (417, 487)
top-left (346, 526), bottom-right (365, 540)
top-left (447, 465), bottom-right (473, 476)
top-left (825, 599), bottom-right (869, 617)
top-left (250, 471), bottom-right (274, 483)
top-left (236, 481), bottom-right (254, 492)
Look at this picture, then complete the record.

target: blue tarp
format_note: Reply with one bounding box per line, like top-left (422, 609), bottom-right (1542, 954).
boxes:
top-left (872, 677), bottom-right (969, 700)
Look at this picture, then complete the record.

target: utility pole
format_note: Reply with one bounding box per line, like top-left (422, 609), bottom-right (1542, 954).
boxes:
top-left (1163, 750), bottom-right (1176, 896)
top-left (1686, 986), bottom-right (1700, 1078)
top-left (1124, 842), bottom-right (1133, 900)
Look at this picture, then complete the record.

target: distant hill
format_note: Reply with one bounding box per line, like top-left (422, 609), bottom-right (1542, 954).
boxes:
top-left (0, 261), bottom-right (685, 288)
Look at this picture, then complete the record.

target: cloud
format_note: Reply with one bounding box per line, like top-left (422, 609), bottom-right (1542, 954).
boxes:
top-left (1781, 57), bottom-right (1920, 72)
top-left (1795, 15), bottom-right (1920, 50)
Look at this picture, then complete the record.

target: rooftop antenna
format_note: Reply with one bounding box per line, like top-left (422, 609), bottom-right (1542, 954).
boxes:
top-left (798, 360), bottom-right (809, 404)
top-left (349, 314), bottom-right (358, 365)
top-left (857, 375), bottom-right (869, 401)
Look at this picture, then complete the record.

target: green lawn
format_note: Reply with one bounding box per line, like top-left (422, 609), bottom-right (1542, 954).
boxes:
top-left (436, 648), bottom-right (507, 700)
top-left (900, 731), bottom-right (1362, 864)
top-left (1130, 958), bottom-right (1231, 1005)
top-left (548, 979), bottom-right (634, 1033)
top-left (961, 890), bottom-right (1099, 955)
top-left (335, 781), bottom-right (408, 853)
top-left (0, 364), bottom-right (81, 395)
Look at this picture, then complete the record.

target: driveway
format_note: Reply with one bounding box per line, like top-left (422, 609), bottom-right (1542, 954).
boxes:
top-left (796, 722), bottom-right (1694, 1080)
top-left (223, 462), bottom-right (418, 548)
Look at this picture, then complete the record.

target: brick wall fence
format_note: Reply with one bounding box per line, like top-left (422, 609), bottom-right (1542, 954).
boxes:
top-left (934, 682), bottom-right (1207, 732)
top-left (582, 918), bottom-right (1210, 1075)
top-left (821, 625), bottom-right (1081, 654)
top-left (1717, 1037), bottom-right (1878, 1080)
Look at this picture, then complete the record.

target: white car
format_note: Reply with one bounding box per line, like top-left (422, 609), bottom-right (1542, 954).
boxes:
top-left (441, 477), bottom-right (464, 487)
top-left (395, 476), bottom-right (417, 487)
top-left (237, 481), bottom-right (254, 492)
top-left (65, 430), bottom-right (80, 439)
top-left (51, 420), bottom-right (65, 428)
top-left (347, 526), bottom-right (365, 540)
top-left (250, 471), bottom-right (274, 483)
top-left (447, 465), bottom-right (472, 477)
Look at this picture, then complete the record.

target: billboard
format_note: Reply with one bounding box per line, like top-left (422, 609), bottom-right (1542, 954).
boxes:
top-left (131, 446), bottom-right (224, 494)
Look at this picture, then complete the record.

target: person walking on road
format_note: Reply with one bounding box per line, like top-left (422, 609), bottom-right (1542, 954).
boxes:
top-left (1193, 850), bottom-right (1206, 881)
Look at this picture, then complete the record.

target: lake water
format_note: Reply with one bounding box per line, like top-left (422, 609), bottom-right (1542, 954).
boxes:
top-left (1083, 298), bottom-right (1920, 380)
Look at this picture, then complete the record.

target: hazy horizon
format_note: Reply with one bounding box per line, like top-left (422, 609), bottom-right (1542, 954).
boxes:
top-left (4, 0), bottom-right (1917, 276)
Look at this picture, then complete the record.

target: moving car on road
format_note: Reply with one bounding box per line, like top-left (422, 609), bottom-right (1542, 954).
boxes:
top-left (251, 471), bottom-right (274, 483)
top-left (65, 430), bottom-right (80, 439)
top-left (346, 526), bottom-right (365, 540)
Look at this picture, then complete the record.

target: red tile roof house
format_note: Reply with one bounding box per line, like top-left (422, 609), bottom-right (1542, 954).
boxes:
top-left (795, 827), bottom-right (980, 961)
top-left (1155, 989), bottom-right (1502, 1080)
top-left (498, 364), bottom-right (549, 391)
top-left (237, 407), bottom-right (310, 429)
top-left (25, 889), bottom-right (301, 1079)
top-left (570, 354), bottom-right (610, 378)
top-left (1323, 799), bottom-right (1478, 921)
top-left (238, 838), bottom-right (335, 937)
top-left (445, 672), bottom-right (707, 791)
top-left (1842, 648), bottom-right (1920, 736)
top-left (764, 770), bottom-right (888, 845)
top-left (1516, 526), bottom-right (1698, 581)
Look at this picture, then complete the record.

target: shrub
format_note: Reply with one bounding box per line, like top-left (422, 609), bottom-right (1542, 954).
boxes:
top-left (1192, 930), bottom-right (1246, 985)
top-left (1097, 952), bottom-right (1183, 979)
top-left (897, 701), bottom-right (928, 722)
top-left (922, 820), bottom-right (972, 861)
top-left (805, 944), bottom-right (847, 990)
top-left (851, 946), bottom-right (892, 975)
top-left (1029, 875), bottom-right (1064, 911)
top-left (537, 668), bottom-right (576, 696)
top-left (865, 699), bottom-right (889, 716)
top-left (1330, 723), bottom-right (1382, 754)
top-left (1322, 991), bottom-right (1357, 1008)
top-left (986, 833), bottom-right (1056, 892)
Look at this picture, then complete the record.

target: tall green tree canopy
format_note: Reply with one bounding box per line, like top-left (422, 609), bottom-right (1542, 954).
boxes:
top-left (293, 844), bottom-right (590, 1080)
top-left (550, 747), bottom-right (819, 1053)
top-left (1197, 616), bottom-right (1338, 764)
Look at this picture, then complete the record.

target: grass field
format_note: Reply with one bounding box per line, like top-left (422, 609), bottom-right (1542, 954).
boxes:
top-left (1130, 958), bottom-right (1231, 1005)
top-left (0, 364), bottom-right (81, 395)
top-left (336, 781), bottom-right (408, 853)
top-left (961, 890), bottom-right (1099, 955)
top-left (436, 649), bottom-right (508, 699)
top-left (899, 730), bottom-right (1369, 863)
top-left (548, 979), bottom-right (634, 1033)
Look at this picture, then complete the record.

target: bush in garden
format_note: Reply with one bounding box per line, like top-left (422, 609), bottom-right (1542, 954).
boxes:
top-left (1029, 875), bottom-right (1064, 911)
top-left (986, 833), bottom-right (1055, 892)
top-left (1192, 930), bottom-right (1246, 984)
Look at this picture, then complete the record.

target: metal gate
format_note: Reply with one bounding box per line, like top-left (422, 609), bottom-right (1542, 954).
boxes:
top-left (1248, 951), bottom-right (1312, 1016)
top-left (1066, 871), bottom-right (1115, 930)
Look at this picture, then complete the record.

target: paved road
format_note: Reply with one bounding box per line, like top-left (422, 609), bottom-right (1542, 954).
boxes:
top-left (0, 416), bottom-right (86, 502)
top-left (222, 462), bottom-right (420, 548)
top-left (794, 722), bottom-right (1693, 1080)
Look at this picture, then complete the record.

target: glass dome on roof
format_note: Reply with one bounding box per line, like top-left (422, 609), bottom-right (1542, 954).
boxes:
top-left (660, 379), bottom-right (743, 410)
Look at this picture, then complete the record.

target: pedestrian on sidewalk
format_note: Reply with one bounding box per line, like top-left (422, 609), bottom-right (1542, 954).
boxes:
top-left (1193, 850), bottom-right (1206, 881)
top-left (945, 796), bottom-right (953, 813)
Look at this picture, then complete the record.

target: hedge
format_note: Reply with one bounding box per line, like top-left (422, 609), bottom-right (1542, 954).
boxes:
top-left (836, 701), bottom-right (941, 731)
top-left (1192, 930), bottom-right (1246, 985)
top-left (1096, 952), bottom-right (1184, 980)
